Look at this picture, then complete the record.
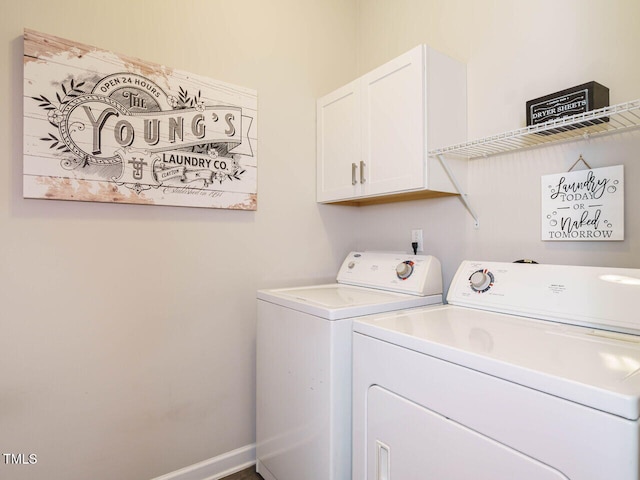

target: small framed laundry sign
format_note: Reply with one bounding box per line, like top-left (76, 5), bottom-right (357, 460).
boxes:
top-left (541, 164), bottom-right (624, 241)
top-left (23, 29), bottom-right (257, 210)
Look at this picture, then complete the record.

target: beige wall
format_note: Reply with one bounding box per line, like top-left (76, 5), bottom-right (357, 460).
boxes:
top-left (1, 2), bottom-right (357, 479)
top-left (3, 1), bottom-right (640, 480)
top-left (355, 0), bottom-right (640, 291)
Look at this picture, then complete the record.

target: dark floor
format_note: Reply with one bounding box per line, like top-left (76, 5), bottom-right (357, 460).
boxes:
top-left (222, 465), bottom-right (263, 480)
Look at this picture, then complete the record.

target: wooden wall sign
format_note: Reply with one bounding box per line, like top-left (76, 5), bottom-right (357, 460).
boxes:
top-left (23, 29), bottom-right (257, 210)
top-left (541, 165), bottom-right (624, 241)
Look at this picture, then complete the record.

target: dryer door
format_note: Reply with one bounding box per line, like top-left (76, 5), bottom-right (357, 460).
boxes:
top-left (366, 386), bottom-right (569, 480)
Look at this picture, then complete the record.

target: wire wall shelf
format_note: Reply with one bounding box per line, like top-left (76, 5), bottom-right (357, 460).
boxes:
top-left (429, 99), bottom-right (640, 159)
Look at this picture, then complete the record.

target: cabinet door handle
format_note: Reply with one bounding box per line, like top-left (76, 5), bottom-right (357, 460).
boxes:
top-left (352, 162), bottom-right (358, 185)
top-left (360, 161), bottom-right (366, 184)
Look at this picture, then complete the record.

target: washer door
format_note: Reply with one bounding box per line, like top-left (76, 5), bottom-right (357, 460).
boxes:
top-left (366, 386), bottom-right (569, 480)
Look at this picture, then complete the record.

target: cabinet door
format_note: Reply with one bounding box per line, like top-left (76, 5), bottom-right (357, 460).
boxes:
top-left (361, 45), bottom-right (426, 197)
top-left (316, 80), bottom-right (361, 202)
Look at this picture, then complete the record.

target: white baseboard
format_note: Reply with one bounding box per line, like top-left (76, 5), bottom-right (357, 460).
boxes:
top-left (151, 444), bottom-right (256, 480)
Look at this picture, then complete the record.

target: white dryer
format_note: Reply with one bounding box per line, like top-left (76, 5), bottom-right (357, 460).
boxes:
top-left (353, 260), bottom-right (640, 480)
top-left (256, 251), bottom-right (444, 480)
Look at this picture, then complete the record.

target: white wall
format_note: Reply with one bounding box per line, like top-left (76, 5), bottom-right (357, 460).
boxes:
top-left (0, 2), bottom-right (358, 479)
top-left (463, 0), bottom-right (640, 268)
top-left (354, 0), bottom-right (640, 292)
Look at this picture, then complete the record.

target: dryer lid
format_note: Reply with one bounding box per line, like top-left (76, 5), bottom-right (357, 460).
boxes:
top-left (353, 305), bottom-right (640, 420)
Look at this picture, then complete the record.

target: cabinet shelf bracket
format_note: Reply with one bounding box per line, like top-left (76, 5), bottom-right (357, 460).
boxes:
top-left (437, 154), bottom-right (479, 228)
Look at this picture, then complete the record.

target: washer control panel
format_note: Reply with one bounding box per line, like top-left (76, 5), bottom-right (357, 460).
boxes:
top-left (337, 251), bottom-right (442, 296)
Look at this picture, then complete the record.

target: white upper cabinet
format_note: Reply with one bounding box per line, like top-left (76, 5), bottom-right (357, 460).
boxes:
top-left (317, 45), bottom-right (467, 205)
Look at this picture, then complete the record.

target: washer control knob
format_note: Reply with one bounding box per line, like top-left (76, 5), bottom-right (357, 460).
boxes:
top-left (469, 269), bottom-right (494, 293)
top-left (396, 261), bottom-right (414, 280)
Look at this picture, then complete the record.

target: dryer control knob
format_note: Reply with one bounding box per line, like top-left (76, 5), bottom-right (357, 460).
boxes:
top-left (469, 269), bottom-right (494, 293)
top-left (396, 261), bottom-right (414, 280)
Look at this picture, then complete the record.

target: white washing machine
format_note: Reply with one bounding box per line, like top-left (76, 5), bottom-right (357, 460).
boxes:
top-left (353, 260), bottom-right (640, 480)
top-left (256, 251), bottom-right (444, 480)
